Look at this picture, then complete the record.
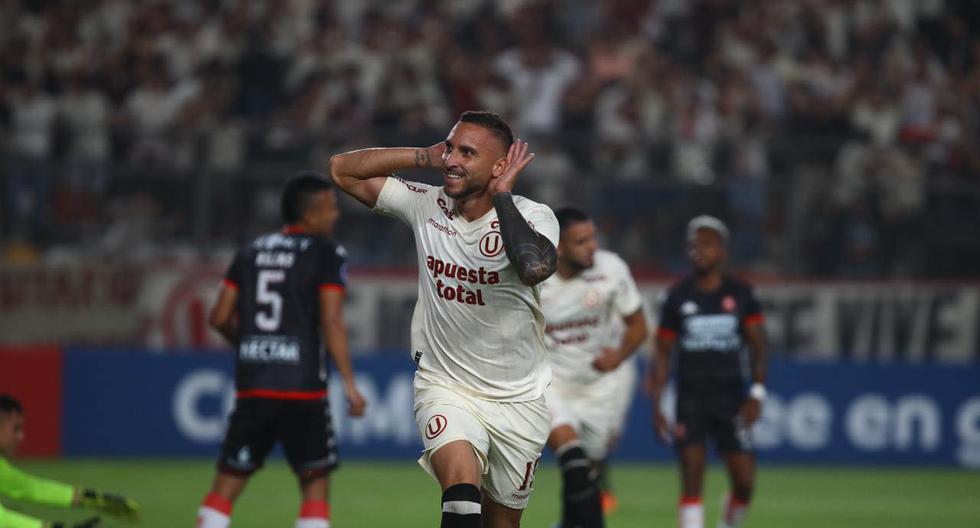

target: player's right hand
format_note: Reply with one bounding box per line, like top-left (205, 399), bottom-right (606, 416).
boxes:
top-left (425, 142), bottom-right (447, 170)
top-left (345, 384), bottom-right (368, 417)
top-left (78, 489), bottom-right (141, 521)
top-left (51, 516), bottom-right (101, 528)
top-left (653, 408), bottom-right (672, 445)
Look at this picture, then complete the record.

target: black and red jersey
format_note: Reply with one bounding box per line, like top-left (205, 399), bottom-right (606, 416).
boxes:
top-left (224, 230), bottom-right (347, 397)
top-left (656, 274), bottom-right (763, 387)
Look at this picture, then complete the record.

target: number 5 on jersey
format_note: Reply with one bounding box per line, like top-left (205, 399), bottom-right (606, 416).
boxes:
top-left (256, 270), bottom-right (285, 331)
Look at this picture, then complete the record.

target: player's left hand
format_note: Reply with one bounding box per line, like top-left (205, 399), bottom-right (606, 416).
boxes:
top-left (738, 398), bottom-right (762, 426)
top-left (592, 347), bottom-right (623, 372)
top-left (345, 384), bottom-right (368, 417)
top-left (77, 489), bottom-right (141, 521)
top-left (488, 140), bottom-right (534, 196)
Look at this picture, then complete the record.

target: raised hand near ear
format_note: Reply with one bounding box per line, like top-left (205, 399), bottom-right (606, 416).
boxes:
top-left (488, 140), bottom-right (534, 196)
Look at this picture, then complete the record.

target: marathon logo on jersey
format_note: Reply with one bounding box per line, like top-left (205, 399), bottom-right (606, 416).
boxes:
top-left (681, 314), bottom-right (742, 352)
top-left (426, 255), bottom-right (500, 306)
top-left (426, 218), bottom-right (458, 237)
top-left (239, 335), bottom-right (301, 363)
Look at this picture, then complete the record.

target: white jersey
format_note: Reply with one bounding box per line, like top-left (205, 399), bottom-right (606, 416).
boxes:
top-left (540, 249), bottom-right (642, 385)
top-left (373, 176), bottom-right (559, 401)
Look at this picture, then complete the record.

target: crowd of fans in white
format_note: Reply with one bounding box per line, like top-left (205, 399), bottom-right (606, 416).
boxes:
top-left (1, 0), bottom-right (978, 276)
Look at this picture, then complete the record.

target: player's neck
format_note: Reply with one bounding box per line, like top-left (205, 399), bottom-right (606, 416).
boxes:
top-left (694, 270), bottom-right (723, 292)
top-left (556, 260), bottom-right (583, 279)
top-left (454, 193), bottom-right (494, 222)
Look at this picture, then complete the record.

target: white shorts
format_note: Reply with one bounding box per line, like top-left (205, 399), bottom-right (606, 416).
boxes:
top-left (546, 359), bottom-right (638, 460)
top-left (414, 375), bottom-right (550, 509)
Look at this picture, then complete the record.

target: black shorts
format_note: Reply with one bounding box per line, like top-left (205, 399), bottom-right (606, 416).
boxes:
top-left (674, 384), bottom-right (752, 453)
top-left (218, 398), bottom-right (338, 480)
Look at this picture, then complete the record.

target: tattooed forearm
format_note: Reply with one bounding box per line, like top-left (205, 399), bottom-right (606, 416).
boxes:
top-left (493, 193), bottom-right (558, 286)
top-left (414, 148), bottom-right (431, 167)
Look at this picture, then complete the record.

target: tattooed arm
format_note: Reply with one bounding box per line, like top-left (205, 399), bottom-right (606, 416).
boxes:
top-left (486, 140), bottom-right (556, 286)
top-left (329, 143), bottom-right (445, 208)
top-left (493, 192), bottom-right (557, 286)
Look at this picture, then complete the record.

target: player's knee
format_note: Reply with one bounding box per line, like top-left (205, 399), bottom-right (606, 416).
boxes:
top-left (548, 425), bottom-right (578, 451)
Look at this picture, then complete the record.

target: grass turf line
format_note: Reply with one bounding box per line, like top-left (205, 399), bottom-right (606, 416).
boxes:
top-left (5, 459), bottom-right (979, 527)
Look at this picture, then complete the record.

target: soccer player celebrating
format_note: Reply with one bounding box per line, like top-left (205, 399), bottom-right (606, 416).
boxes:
top-left (329, 111), bottom-right (559, 528)
top-left (539, 207), bottom-right (649, 528)
top-left (647, 216), bottom-right (768, 528)
top-left (198, 173), bottom-right (367, 528)
top-left (0, 394), bottom-right (140, 528)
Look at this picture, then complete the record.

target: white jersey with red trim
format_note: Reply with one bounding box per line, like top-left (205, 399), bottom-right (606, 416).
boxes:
top-left (373, 176), bottom-right (559, 401)
top-left (539, 249), bottom-right (642, 385)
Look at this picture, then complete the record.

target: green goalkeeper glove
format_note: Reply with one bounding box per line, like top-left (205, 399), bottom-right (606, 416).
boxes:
top-left (77, 489), bottom-right (141, 521)
top-left (51, 516), bottom-right (101, 528)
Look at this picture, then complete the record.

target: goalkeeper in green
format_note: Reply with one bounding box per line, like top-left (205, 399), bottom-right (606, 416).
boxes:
top-left (0, 394), bottom-right (140, 528)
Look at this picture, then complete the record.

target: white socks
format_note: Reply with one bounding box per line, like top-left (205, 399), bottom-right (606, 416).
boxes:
top-left (718, 493), bottom-right (749, 528)
top-left (197, 493), bottom-right (232, 528)
top-left (679, 496), bottom-right (704, 528)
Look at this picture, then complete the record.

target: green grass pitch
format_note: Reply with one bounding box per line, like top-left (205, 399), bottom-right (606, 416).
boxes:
top-left (6, 459), bottom-right (980, 527)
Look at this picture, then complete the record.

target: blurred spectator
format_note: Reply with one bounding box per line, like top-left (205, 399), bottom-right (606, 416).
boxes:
top-left (494, 4), bottom-right (581, 137)
top-left (0, 0), bottom-right (976, 276)
top-left (4, 80), bottom-right (56, 240)
top-left (60, 74), bottom-right (112, 195)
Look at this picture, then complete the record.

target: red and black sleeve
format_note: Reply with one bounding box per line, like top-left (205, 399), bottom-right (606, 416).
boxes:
top-left (223, 252), bottom-right (245, 290)
top-left (317, 242), bottom-right (348, 294)
top-left (742, 285), bottom-right (764, 327)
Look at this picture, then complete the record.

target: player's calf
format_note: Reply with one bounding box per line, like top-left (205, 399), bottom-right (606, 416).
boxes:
top-left (556, 441), bottom-right (604, 528)
top-left (441, 483), bottom-right (482, 527)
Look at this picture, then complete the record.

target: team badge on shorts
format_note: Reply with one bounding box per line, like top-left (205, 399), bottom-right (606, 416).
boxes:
top-left (425, 414), bottom-right (448, 439)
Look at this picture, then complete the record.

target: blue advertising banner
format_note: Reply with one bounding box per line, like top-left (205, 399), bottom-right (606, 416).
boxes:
top-left (620, 361), bottom-right (980, 467)
top-left (63, 349), bottom-right (980, 467)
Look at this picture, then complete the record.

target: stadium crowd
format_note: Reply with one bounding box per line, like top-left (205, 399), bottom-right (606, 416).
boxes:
top-left (1, 0), bottom-right (979, 276)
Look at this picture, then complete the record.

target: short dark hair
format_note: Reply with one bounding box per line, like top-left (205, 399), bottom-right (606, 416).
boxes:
top-left (459, 111), bottom-right (514, 151)
top-left (281, 172), bottom-right (333, 224)
top-left (0, 394), bottom-right (22, 415)
top-left (554, 207), bottom-right (591, 232)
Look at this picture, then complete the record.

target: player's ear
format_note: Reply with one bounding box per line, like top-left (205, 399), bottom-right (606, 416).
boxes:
top-left (492, 156), bottom-right (508, 178)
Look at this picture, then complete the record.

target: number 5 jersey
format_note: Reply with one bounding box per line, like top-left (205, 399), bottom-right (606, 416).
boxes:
top-left (223, 229), bottom-right (347, 396)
